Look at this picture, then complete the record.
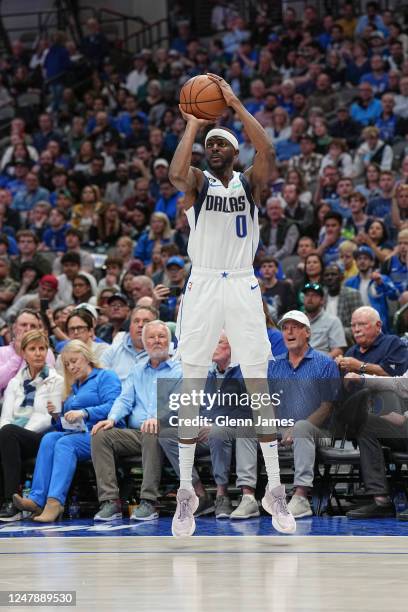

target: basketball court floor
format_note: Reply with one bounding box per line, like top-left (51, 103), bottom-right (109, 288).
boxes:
top-left (0, 517), bottom-right (406, 611)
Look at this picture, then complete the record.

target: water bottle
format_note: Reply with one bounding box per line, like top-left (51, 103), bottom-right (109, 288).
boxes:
top-left (68, 495), bottom-right (80, 519)
top-left (22, 480), bottom-right (32, 519)
top-left (22, 480), bottom-right (31, 498)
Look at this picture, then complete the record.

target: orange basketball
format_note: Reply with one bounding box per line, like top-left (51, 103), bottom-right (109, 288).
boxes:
top-left (179, 75), bottom-right (227, 120)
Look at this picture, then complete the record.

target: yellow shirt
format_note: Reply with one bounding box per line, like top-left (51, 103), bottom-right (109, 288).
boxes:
top-left (336, 17), bottom-right (357, 39)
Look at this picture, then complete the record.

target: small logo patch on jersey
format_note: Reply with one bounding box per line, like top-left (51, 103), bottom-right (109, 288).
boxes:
top-left (250, 283), bottom-right (259, 290)
top-left (187, 281), bottom-right (193, 291)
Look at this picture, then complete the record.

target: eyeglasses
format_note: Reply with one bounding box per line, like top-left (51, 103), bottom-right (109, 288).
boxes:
top-left (67, 325), bottom-right (88, 334)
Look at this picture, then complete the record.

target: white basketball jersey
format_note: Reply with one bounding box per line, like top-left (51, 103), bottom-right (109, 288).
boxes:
top-left (185, 170), bottom-right (259, 270)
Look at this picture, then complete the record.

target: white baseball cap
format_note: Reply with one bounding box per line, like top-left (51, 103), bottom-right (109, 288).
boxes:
top-left (278, 310), bottom-right (310, 329)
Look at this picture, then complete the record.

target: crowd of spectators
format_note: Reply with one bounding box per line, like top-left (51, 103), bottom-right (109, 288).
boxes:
top-left (0, 1), bottom-right (407, 523)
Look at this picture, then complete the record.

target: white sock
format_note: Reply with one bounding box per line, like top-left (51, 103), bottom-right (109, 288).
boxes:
top-left (178, 443), bottom-right (196, 491)
top-left (260, 440), bottom-right (281, 490)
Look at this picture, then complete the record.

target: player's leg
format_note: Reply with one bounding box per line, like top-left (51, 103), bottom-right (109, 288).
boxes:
top-left (225, 274), bottom-right (296, 534)
top-left (172, 274), bottom-right (222, 536)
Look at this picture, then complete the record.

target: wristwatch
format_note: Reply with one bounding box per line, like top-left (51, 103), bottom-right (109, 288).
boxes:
top-left (359, 362), bottom-right (367, 374)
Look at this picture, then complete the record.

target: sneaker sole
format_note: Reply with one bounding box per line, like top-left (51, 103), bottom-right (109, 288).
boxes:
top-left (94, 513), bottom-right (122, 522)
top-left (0, 514), bottom-right (22, 522)
top-left (130, 512), bottom-right (159, 521)
top-left (215, 512), bottom-right (232, 519)
top-left (230, 511), bottom-right (260, 520)
top-left (172, 515), bottom-right (196, 537)
top-left (290, 509), bottom-right (313, 519)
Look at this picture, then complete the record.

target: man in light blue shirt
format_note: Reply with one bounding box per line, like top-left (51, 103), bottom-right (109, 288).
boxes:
top-left (100, 305), bottom-right (158, 382)
top-left (11, 173), bottom-right (50, 212)
top-left (91, 320), bottom-right (182, 522)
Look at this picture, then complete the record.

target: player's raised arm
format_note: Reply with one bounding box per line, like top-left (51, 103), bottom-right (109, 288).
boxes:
top-left (207, 74), bottom-right (275, 202)
top-left (169, 108), bottom-right (211, 209)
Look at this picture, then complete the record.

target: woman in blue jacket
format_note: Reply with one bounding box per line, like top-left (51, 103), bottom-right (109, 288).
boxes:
top-left (13, 340), bottom-right (121, 522)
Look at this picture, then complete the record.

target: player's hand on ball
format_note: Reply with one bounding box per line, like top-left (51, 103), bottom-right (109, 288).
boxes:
top-left (178, 105), bottom-right (213, 127)
top-left (206, 73), bottom-right (237, 106)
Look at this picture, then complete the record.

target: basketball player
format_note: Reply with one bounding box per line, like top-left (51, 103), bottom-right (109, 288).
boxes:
top-left (169, 74), bottom-right (296, 537)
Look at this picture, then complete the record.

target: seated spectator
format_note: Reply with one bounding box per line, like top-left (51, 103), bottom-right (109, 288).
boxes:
top-left (259, 257), bottom-right (296, 321)
top-left (355, 163), bottom-right (382, 201)
top-left (91, 320), bottom-right (180, 521)
top-left (55, 309), bottom-right (109, 365)
top-left (269, 310), bottom-right (340, 518)
top-left (56, 251), bottom-right (81, 304)
top-left (115, 236), bottom-right (135, 272)
top-left (355, 219), bottom-right (392, 264)
top-left (394, 75), bottom-right (408, 119)
top-left (303, 282), bottom-right (346, 357)
top-left (264, 107), bottom-right (291, 146)
top-left (0, 309), bottom-right (55, 393)
top-left (316, 212), bottom-right (345, 266)
top-left (12, 172), bottom-right (50, 214)
top-left (96, 293), bottom-right (131, 344)
top-left (345, 368), bottom-right (408, 519)
top-left (7, 274), bottom-right (63, 322)
top-left (345, 246), bottom-right (398, 332)
top-left (367, 170), bottom-right (395, 219)
top-left (104, 163), bottom-right (135, 206)
top-left (381, 229), bottom-right (408, 295)
top-left (339, 240), bottom-right (359, 280)
top-left (329, 177), bottom-right (354, 219)
top-left (134, 212), bottom-right (173, 266)
top-left (71, 272), bottom-right (97, 306)
top-left (41, 208), bottom-right (69, 253)
top-left (314, 164), bottom-right (340, 207)
top-left (11, 230), bottom-right (52, 281)
top-left (0, 330), bottom-right (63, 521)
top-left (296, 253), bottom-right (325, 308)
top-left (101, 305), bottom-right (158, 381)
top-left (89, 202), bottom-right (123, 249)
top-left (275, 117), bottom-right (306, 163)
top-left (288, 135), bottom-right (322, 187)
top-left (13, 340), bottom-right (121, 522)
top-left (329, 105), bottom-right (362, 150)
top-left (307, 73), bottom-right (339, 118)
top-left (28, 201), bottom-right (52, 242)
top-left (283, 236), bottom-right (316, 286)
top-left (320, 139), bottom-right (353, 179)
top-left (375, 93), bottom-right (407, 145)
top-left (259, 197), bottom-right (299, 260)
top-left (353, 127), bottom-right (393, 179)
top-left (350, 82), bottom-right (382, 127)
top-left (154, 178), bottom-right (183, 224)
top-left (71, 185), bottom-right (103, 245)
top-left (323, 264), bottom-right (363, 344)
top-left (344, 192), bottom-right (370, 237)
top-left (0, 257), bottom-right (19, 312)
top-left (336, 306), bottom-right (408, 379)
top-left (53, 229), bottom-right (94, 275)
top-left (96, 257), bottom-right (123, 293)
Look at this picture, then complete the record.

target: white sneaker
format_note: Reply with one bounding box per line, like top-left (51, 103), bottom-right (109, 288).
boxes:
top-left (262, 484), bottom-right (296, 534)
top-left (287, 495), bottom-right (313, 518)
top-left (172, 489), bottom-right (199, 537)
top-left (230, 495), bottom-right (260, 519)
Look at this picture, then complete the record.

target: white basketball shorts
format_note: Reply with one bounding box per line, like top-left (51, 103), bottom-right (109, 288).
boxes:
top-left (175, 267), bottom-right (271, 366)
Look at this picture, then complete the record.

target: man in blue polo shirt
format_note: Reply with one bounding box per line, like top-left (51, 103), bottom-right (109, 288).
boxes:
top-left (381, 229), bottom-right (408, 295)
top-left (268, 310), bottom-right (340, 518)
top-left (336, 306), bottom-right (408, 378)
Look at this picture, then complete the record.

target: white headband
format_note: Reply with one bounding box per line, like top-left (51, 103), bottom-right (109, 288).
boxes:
top-left (205, 128), bottom-right (239, 151)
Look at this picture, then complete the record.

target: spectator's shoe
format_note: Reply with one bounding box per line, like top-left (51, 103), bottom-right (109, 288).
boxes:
top-left (230, 495), bottom-right (260, 519)
top-left (215, 495), bottom-right (233, 519)
top-left (346, 501), bottom-right (396, 519)
top-left (172, 489), bottom-right (199, 537)
top-left (12, 494), bottom-right (42, 516)
top-left (130, 500), bottom-right (159, 521)
top-left (94, 500), bottom-right (122, 521)
top-left (262, 484), bottom-right (297, 534)
top-left (195, 492), bottom-right (215, 517)
top-left (0, 501), bottom-right (22, 522)
top-left (287, 495), bottom-right (313, 518)
top-left (397, 508), bottom-right (408, 521)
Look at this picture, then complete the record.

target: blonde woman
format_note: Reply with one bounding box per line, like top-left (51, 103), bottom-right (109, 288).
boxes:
top-left (0, 330), bottom-right (63, 521)
top-left (71, 184), bottom-right (103, 243)
top-left (339, 240), bottom-right (359, 281)
top-left (134, 212), bottom-right (173, 266)
top-left (13, 340), bottom-right (121, 522)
